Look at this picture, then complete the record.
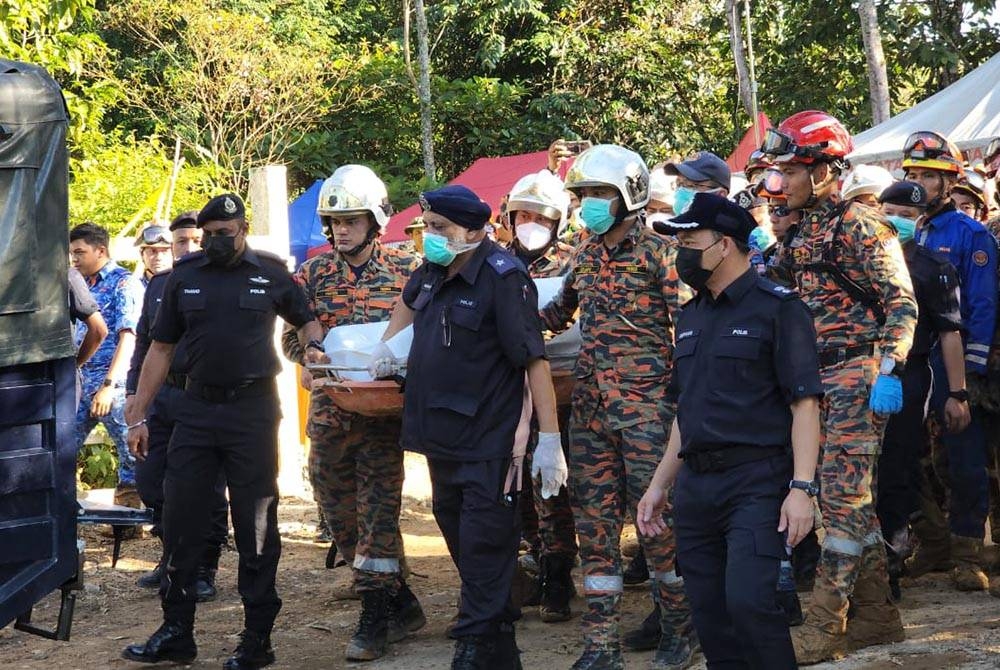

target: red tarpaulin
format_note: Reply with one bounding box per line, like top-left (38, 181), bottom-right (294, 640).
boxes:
top-left (308, 150), bottom-right (552, 257)
top-left (726, 112), bottom-right (772, 174)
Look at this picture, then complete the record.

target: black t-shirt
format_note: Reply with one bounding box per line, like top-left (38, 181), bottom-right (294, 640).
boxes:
top-left (152, 247), bottom-right (314, 385)
top-left (670, 267), bottom-right (823, 454)
top-left (903, 241), bottom-right (963, 358)
top-left (401, 239), bottom-right (546, 461)
top-left (68, 267), bottom-right (98, 324)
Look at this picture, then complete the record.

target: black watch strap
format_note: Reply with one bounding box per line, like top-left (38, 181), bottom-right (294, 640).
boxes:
top-left (948, 389), bottom-right (969, 402)
top-left (789, 479), bottom-right (819, 497)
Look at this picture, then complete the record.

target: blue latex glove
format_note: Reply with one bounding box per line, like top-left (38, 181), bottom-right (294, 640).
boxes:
top-left (869, 374), bottom-right (903, 415)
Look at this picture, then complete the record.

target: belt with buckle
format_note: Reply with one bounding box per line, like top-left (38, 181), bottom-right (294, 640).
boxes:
top-left (817, 342), bottom-right (875, 368)
top-left (185, 378), bottom-right (274, 403)
top-left (682, 445), bottom-right (788, 474)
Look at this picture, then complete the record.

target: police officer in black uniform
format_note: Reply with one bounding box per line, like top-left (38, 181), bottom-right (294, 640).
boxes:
top-left (127, 211), bottom-right (229, 600)
top-left (369, 185), bottom-right (566, 670)
top-left (876, 181), bottom-right (968, 597)
top-left (122, 194), bottom-right (324, 669)
top-left (638, 193), bottom-right (823, 669)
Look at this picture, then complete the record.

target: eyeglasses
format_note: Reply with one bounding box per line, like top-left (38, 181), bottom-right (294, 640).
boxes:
top-left (136, 225), bottom-right (171, 247)
top-left (902, 131), bottom-right (953, 161)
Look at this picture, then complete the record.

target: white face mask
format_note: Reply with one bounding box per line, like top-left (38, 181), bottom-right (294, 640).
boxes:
top-left (646, 212), bottom-right (672, 228)
top-left (515, 222), bottom-right (553, 250)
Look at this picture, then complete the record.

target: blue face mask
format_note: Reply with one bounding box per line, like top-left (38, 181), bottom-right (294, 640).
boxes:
top-left (579, 197), bottom-right (617, 235)
top-left (672, 187), bottom-right (696, 215)
top-left (423, 231), bottom-right (457, 266)
top-left (886, 215), bottom-right (916, 244)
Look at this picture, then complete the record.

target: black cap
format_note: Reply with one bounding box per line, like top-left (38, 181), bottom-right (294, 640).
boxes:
top-left (664, 151), bottom-right (731, 191)
top-left (169, 210), bottom-right (199, 231)
top-left (653, 192), bottom-right (756, 243)
top-left (878, 181), bottom-right (927, 208)
top-left (419, 184), bottom-right (492, 230)
top-left (197, 193), bottom-right (245, 227)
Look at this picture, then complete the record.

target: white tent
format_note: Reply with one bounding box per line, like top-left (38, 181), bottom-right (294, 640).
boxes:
top-left (850, 51), bottom-right (1000, 167)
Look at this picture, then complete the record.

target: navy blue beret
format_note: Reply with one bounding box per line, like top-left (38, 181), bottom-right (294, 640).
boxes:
top-left (419, 185), bottom-right (492, 230)
top-left (197, 193), bottom-right (246, 227)
top-left (653, 192), bottom-right (757, 244)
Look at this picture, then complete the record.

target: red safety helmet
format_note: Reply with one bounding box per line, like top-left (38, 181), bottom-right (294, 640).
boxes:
top-left (762, 110), bottom-right (853, 166)
top-left (744, 149), bottom-right (772, 177)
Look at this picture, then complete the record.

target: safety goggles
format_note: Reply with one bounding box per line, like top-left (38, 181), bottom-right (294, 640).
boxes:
top-left (136, 225), bottom-right (171, 247)
top-left (902, 131), bottom-right (953, 161)
top-left (756, 169), bottom-right (784, 197)
top-left (760, 128), bottom-right (827, 161)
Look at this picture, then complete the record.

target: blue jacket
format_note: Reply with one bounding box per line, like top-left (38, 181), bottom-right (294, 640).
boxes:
top-left (917, 204), bottom-right (999, 373)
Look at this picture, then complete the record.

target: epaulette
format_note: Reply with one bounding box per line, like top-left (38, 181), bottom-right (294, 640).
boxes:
top-left (173, 250), bottom-right (205, 266)
top-left (755, 277), bottom-right (799, 300)
top-left (486, 250), bottom-right (526, 276)
top-left (256, 249), bottom-right (288, 264)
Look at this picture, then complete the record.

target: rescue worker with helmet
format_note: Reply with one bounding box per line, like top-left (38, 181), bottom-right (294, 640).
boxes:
top-left (541, 144), bottom-right (695, 670)
top-left (900, 131), bottom-right (999, 592)
top-left (839, 164), bottom-right (895, 208)
top-left (951, 168), bottom-right (990, 223)
top-left (280, 165), bottom-right (425, 662)
top-left (764, 110), bottom-right (917, 665)
top-left (504, 169), bottom-right (580, 623)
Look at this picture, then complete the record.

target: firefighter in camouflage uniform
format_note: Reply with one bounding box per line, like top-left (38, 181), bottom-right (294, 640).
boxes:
top-left (540, 144), bottom-right (694, 670)
top-left (280, 165), bottom-right (424, 662)
top-left (764, 111), bottom-right (918, 665)
top-left (504, 169), bottom-right (580, 623)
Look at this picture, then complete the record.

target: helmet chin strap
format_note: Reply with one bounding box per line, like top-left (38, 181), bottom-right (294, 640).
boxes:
top-left (925, 173), bottom-right (948, 213)
top-left (803, 163), bottom-right (837, 209)
top-left (330, 224), bottom-right (379, 260)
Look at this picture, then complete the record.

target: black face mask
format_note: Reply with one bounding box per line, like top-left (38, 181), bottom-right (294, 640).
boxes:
top-left (675, 239), bottom-right (723, 291)
top-left (204, 234), bottom-right (238, 266)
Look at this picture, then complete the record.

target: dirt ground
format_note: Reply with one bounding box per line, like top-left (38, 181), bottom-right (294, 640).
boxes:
top-left (4, 456), bottom-right (1000, 669)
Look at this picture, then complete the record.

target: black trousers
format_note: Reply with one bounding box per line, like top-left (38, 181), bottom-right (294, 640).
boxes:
top-left (161, 391), bottom-right (282, 634)
top-left (135, 382), bottom-right (229, 568)
top-left (427, 456), bottom-right (520, 637)
top-left (877, 358), bottom-right (932, 543)
top-left (675, 454), bottom-right (797, 670)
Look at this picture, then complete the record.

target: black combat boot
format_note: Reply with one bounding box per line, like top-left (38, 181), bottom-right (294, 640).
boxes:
top-left (623, 602), bottom-right (660, 651)
top-left (623, 546), bottom-right (649, 586)
top-left (451, 634), bottom-right (497, 670)
top-left (121, 622), bottom-right (197, 664)
top-left (136, 560), bottom-right (164, 590)
top-left (539, 553), bottom-right (575, 622)
top-left (494, 623), bottom-right (523, 670)
top-left (193, 566), bottom-right (218, 602)
top-left (345, 588), bottom-right (391, 661)
top-left (388, 581), bottom-right (427, 642)
top-left (223, 630), bottom-right (275, 670)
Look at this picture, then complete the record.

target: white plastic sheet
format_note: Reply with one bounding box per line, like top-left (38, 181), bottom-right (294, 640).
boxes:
top-left (535, 276), bottom-right (582, 371)
top-left (321, 322), bottom-right (413, 381)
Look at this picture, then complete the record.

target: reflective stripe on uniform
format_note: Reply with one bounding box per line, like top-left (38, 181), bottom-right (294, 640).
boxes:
top-left (966, 354), bottom-right (988, 366)
top-left (967, 343), bottom-right (991, 354)
top-left (353, 555), bottom-right (401, 573)
top-left (863, 530), bottom-right (883, 547)
top-left (653, 570), bottom-right (684, 585)
top-left (822, 535), bottom-right (863, 557)
top-left (583, 575), bottom-right (624, 593)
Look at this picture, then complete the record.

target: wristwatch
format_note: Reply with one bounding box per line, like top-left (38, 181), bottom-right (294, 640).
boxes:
top-left (789, 479), bottom-right (819, 497)
top-left (948, 389), bottom-right (970, 402)
top-left (879, 356), bottom-right (905, 377)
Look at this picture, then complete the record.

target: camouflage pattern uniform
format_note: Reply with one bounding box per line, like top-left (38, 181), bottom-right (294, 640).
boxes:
top-left (540, 221), bottom-right (692, 648)
top-left (282, 243), bottom-right (419, 593)
top-left (777, 199), bottom-right (917, 658)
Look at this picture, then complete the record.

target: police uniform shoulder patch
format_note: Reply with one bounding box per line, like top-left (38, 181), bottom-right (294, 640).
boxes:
top-left (756, 277), bottom-right (799, 300)
top-left (486, 251), bottom-right (525, 276)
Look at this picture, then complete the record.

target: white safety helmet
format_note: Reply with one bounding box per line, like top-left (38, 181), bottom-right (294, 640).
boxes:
top-left (564, 144), bottom-right (651, 212)
top-left (840, 164), bottom-right (894, 202)
top-left (507, 170), bottom-right (571, 236)
top-left (316, 164), bottom-right (392, 233)
top-left (648, 168), bottom-right (676, 209)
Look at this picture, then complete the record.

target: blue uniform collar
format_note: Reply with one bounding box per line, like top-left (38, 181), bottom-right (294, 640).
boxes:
top-left (241, 246), bottom-right (262, 267)
top-left (699, 267), bottom-right (757, 306)
top-left (455, 238), bottom-right (493, 285)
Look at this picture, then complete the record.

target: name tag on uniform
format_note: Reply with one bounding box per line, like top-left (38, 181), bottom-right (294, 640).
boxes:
top-left (724, 327), bottom-right (760, 338)
top-left (613, 263), bottom-right (646, 274)
top-left (677, 329), bottom-right (699, 341)
top-left (249, 288), bottom-right (267, 295)
top-left (422, 282), bottom-right (434, 291)
top-left (577, 264), bottom-right (599, 275)
top-left (183, 288), bottom-right (201, 295)
top-left (455, 298), bottom-right (478, 309)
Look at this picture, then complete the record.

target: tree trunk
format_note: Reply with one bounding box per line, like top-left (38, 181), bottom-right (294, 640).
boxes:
top-left (414, 0), bottom-right (436, 182)
top-left (858, 0), bottom-right (891, 124)
top-left (725, 0), bottom-right (753, 117)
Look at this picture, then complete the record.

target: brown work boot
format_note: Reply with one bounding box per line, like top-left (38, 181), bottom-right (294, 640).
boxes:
top-left (951, 535), bottom-right (989, 591)
top-left (905, 538), bottom-right (952, 578)
top-left (792, 584), bottom-right (848, 665)
top-left (846, 545), bottom-right (905, 651)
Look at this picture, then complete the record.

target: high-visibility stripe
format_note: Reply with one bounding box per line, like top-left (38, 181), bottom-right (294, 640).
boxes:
top-left (823, 535), bottom-right (863, 557)
top-left (353, 555), bottom-right (400, 573)
top-left (653, 570), bottom-right (684, 585)
top-left (863, 531), bottom-right (883, 547)
top-left (966, 354), bottom-right (988, 366)
top-left (583, 575), bottom-right (624, 593)
top-left (967, 343), bottom-right (991, 354)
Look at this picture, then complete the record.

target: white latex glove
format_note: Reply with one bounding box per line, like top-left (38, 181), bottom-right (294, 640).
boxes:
top-left (367, 340), bottom-right (398, 379)
top-left (532, 431), bottom-right (568, 499)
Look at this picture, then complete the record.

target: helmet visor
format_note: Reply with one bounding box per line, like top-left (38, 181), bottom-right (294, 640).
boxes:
top-left (902, 131), bottom-right (951, 161)
top-left (761, 128), bottom-right (827, 162)
top-left (136, 225), bottom-right (171, 247)
top-left (756, 169), bottom-right (784, 197)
